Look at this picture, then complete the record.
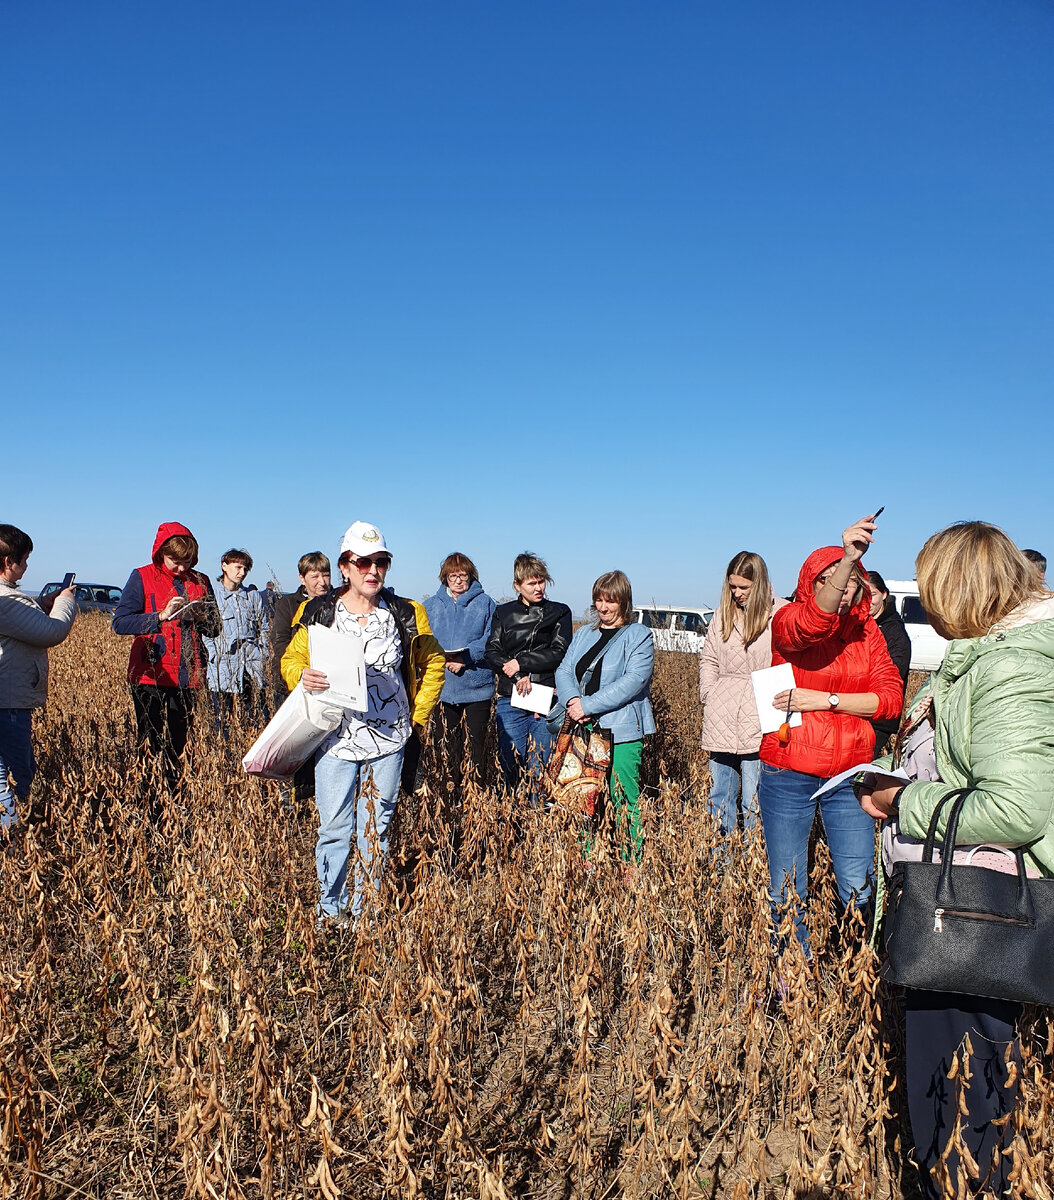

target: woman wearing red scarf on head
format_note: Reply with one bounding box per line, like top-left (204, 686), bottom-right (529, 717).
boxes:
top-left (113, 522), bottom-right (220, 798)
top-left (758, 514), bottom-right (904, 948)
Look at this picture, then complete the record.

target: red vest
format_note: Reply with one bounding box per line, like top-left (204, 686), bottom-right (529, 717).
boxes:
top-left (126, 565), bottom-right (209, 688)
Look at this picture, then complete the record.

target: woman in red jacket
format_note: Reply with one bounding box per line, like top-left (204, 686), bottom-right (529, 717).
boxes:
top-left (758, 515), bottom-right (903, 947)
top-left (113, 522), bottom-right (220, 798)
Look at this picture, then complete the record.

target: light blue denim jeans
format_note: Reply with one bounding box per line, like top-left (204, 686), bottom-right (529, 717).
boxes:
top-left (0, 709), bottom-right (34, 830)
top-left (757, 762), bottom-right (875, 947)
top-left (707, 752), bottom-right (760, 835)
top-left (312, 746), bottom-right (405, 919)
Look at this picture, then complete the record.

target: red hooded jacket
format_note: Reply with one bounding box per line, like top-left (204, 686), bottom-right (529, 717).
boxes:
top-left (115, 522), bottom-right (215, 689)
top-left (759, 547), bottom-right (904, 778)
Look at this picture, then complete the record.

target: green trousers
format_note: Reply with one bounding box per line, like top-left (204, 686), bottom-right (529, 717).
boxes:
top-left (609, 739), bottom-right (644, 861)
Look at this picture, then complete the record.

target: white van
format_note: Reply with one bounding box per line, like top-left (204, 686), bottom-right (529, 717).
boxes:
top-left (632, 604), bottom-right (714, 653)
top-left (883, 579), bottom-right (948, 672)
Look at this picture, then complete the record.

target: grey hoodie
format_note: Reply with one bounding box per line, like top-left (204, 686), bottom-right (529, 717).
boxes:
top-left (0, 583), bottom-right (77, 708)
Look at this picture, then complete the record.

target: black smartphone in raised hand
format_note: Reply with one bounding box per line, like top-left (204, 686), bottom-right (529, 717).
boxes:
top-left (60, 572), bottom-right (76, 590)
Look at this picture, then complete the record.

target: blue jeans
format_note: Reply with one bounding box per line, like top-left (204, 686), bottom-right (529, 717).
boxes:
top-left (495, 696), bottom-right (554, 797)
top-left (757, 763), bottom-right (875, 945)
top-left (707, 752), bottom-right (760, 835)
top-left (312, 746), bottom-right (405, 919)
top-left (0, 709), bottom-right (34, 830)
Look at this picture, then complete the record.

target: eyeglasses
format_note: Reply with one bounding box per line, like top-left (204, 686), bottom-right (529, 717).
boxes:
top-left (446, 572), bottom-right (470, 582)
top-left (350, 554), bottom-right (392, 572)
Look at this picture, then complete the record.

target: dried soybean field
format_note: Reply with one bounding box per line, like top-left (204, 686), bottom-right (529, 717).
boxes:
top-left (3, 620), bottom-right (1052, 1199)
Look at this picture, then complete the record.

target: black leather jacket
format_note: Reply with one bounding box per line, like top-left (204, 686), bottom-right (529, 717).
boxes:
top-left (484, 597), bottom-right (572, 697)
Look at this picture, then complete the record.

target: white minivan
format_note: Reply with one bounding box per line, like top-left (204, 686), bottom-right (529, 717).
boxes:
top-left (632, 604), bottom-right (714, 653)
top-left (883, 579), bottom-right (948, 672)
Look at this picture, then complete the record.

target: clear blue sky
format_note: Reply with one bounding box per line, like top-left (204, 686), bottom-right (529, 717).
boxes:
top-left (4, 0), bottom-right (1051, 613)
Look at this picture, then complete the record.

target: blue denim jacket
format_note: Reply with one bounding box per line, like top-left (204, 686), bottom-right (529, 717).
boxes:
top-left (203, 585), bottom-right (269, 692)
top-left (555, 623), bottom-right (655, 744)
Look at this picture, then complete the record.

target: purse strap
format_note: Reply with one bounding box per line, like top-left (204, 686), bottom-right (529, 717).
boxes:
top-left (579, 625), bottom-right (631, 692)
top-left (925, 787), bottom-right (1036, 924)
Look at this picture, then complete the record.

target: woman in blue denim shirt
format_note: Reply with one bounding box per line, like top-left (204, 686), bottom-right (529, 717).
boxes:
top-left (203, 548), bottom-right (269, 728)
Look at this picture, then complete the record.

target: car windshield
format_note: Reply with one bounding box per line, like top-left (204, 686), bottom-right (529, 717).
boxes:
top-left (902, 597), bottom-right (931, 625)
top-left (638, 610), bottom-right (671, 629)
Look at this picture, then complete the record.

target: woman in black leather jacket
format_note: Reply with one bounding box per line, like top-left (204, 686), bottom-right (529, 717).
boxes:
top-left (485, 552), bottom-right (572, 791)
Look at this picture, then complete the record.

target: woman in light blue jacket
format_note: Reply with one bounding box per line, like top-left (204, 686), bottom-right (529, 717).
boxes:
top-left (555, 571), bottom-right (655, 862)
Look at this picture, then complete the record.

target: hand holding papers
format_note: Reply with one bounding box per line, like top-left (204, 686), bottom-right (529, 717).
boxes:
top-left (308, 624), bottom-right (367, 712)
top-left (751, 663), bottom-right (803, 735)
top-left (811, 763), bottom-right (910, 802)
top-left (510, 681), bottom-right (554, 715)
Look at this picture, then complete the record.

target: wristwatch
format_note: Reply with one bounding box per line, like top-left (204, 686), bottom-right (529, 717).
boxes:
top-left (827, 693), bottom-right (840, 708)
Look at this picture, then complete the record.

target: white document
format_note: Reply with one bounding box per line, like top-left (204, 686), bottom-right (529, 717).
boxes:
top-left (750, 663), bottom-right (804, 735)
top-left (308, 624), bottom-right (367, 712)
top-left (811, 763), bottom-right (911, 801)
top-left (510, 682), bottom-right (554, 716)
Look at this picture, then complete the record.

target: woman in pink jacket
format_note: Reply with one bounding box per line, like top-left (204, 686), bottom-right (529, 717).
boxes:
top-left (699, 552), bottom-right (787, 834)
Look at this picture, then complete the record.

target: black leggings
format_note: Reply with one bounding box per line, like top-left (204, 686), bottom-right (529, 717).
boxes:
top-left (131, 685), bottom-right (196, 797)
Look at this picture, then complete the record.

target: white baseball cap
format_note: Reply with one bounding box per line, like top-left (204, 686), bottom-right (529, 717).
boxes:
top-left (339, 521), bottom-right (389, 557)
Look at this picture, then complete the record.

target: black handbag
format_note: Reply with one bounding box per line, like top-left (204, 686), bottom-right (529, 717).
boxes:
top-left (882, 788), bottom-right (1054, 1005)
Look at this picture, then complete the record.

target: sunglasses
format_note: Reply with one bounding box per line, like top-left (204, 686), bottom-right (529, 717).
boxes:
top-left (350, 554), bottom-right (392, 572)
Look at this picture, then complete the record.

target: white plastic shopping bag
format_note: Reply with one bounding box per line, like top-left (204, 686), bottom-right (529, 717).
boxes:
top-left (242, 684), bottom-right (344, 779)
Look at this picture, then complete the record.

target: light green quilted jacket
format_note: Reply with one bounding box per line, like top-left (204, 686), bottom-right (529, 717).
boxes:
top-left (898, 596), bottom-right (1054, 877)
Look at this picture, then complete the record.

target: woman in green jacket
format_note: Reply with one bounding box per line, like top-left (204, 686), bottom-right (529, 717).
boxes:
top-left (859, 522), bottom-right (1054, 1199)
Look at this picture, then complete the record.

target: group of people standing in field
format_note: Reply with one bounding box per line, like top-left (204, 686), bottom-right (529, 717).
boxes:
top-left (698, 514), bottom-right (1054, 1198)
top-left (3, 510), bottom-right (1054, 1198)
top-left (94, 519), bottom-right (655, 923)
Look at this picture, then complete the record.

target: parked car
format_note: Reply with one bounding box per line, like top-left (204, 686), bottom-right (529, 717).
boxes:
top-left (883, 579), bottom-right (948, 672)
top-left (632, 604), bottom-right (714, 653)
top-left (38, 581), bottom-right (124, 616)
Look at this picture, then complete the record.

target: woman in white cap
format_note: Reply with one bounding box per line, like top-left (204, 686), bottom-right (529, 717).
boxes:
top-left (281, 521), bottom-right (445, 922)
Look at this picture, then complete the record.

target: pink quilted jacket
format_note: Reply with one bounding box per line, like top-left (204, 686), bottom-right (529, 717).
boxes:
top-left (698, 597), bottom-right (788, 755)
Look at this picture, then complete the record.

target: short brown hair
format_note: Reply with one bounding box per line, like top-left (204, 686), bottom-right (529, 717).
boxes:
top-left (916, 521), bottom-right (1044, 640)
top-left (439, 552), bottom-right (478, 586)
top-left (591, 570), bottom-right (633, 627)
top-left (0, 524), bottom-right (32, 568)
top-left (298, 551), bottom-right (330, 577)
top-left (158, 533), bottom-right (198, 567)
top-left (513, 552), bottom-right (552, 586)
top-left (220, 548), bottom-right (253, 573)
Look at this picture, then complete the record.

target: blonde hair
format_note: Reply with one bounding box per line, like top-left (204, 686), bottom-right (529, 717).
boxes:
top-left (513, 552), bottom-right (552, 587)
top-left (590, 570), bottom-right (633, 628)
top-left (915, 521), bottom-right (1045, 640)
top-left (719, 551), bottom-right (774, 646)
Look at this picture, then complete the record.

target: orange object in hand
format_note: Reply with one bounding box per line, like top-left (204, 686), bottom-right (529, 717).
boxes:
top-left (776, 688), bottom-right (794, 745)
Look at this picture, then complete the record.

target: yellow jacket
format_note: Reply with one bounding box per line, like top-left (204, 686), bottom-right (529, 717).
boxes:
top-left (280, 589), bottom-right (445, 728)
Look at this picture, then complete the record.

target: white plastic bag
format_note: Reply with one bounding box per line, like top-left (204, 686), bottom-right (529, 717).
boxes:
top-left (242, 684), bottom-right (343, 779)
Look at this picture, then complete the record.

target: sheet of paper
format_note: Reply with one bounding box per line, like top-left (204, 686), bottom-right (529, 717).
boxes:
top-left (750, 663), bottom-right (804, 735)
top-left (510, 682), bottom-right (554, 715)
top-left (308, 623), bottom-right (367, 712)
top-left (811, 763), bottom-right (911, 801)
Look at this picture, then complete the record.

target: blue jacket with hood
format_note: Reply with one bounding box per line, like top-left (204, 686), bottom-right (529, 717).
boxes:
top-left (423, 580), bottom-right (497, 705)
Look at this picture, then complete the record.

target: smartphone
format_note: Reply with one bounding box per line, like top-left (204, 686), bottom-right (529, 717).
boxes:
top-left (60, 572), bottom-right (76, 590)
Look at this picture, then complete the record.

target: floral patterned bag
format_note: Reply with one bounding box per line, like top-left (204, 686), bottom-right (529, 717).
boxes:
top-left (545, 717), bottom-right (613, 816)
